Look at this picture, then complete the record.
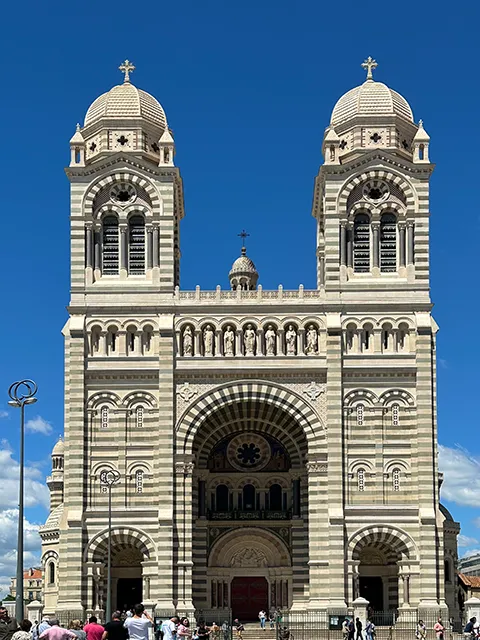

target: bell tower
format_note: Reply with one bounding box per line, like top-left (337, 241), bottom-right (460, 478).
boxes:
top-left (312, 57), bottom-right (433, 299)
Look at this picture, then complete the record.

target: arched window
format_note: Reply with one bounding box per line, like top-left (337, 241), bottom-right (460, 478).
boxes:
top-left (356, 404), bottom-right (364, 426)
top-left (101, 406), bottom-right (109, 429)
top-left (380, 213), bottom-right (397, 272)
top-left (128, 215), bottom-right (145, 274)
top-left (382, 323), bottom-right (394, 352)
top-left (135, 469), bottom-right (144, 494)
top-left (242, 484), bottom-right (256, 510)
top-left (353, 213), bottom-right (370, 272)
top-left (357, 468), bottom-right (365, 492)
top-left (268, 484), bottom-right (283, 511)
top-left (48, 561), bottom-right (55, 585)
top-left (392, 467), bottom-right (400, 491)
top-left (143, 325), bottom-right (153, 354)
top-left (127, 326), bottom-right (137, 355)
top-left (397, 323), bottom-right (409, 352)
top-left (392, 403), bottom-right (400, 426)
top-left (215, 484), bottom-right (229, 511)
top-left (444, 559), bottom-right (451, 583)
top-left (102, 216), bottom-right (119, 275)
top-left (107, 328), bottom-right (117, 354)
top-left (90, 326), bottom-right (101, 355)
top-left (136, 406), bottom-right (144, 428)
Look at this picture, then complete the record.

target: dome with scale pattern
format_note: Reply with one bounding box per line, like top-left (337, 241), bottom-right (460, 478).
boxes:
top-left (84, 82), bottom-right (167, 129)
top-left (331, 79), bottom-right (413, 127)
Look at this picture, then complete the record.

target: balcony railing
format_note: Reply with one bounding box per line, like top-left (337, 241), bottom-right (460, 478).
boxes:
top-left (207, 508), bottom-right (291, 521)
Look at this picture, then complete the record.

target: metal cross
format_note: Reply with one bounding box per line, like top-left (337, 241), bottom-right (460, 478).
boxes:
top-left (119, 59), bottom-right (135, 83)
top-left (238, 229), bottom-right (249, 252)
top-left (361, 56), bottom-right (378, 80)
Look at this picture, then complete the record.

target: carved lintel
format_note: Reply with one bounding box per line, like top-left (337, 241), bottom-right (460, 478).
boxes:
top-left (177, 382), bottom-right (198, 402)
top-left (175, 460), bottom-right (195, 476)
top-left (303, 381), bottom-right (324, 402)
top-left (305, 461), bottom-right (328, 474)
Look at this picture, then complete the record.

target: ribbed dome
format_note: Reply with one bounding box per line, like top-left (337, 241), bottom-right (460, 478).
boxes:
top-left (52, 436), bottom-right (65, 456)
top-left (331, 79), bottom-right (413, 127)
top-left (84, 82), bottom-right (167, 129)
top-left (229, 247), bottom-right (259, 291)
top-left (230, 254), bottom-right (258, 275)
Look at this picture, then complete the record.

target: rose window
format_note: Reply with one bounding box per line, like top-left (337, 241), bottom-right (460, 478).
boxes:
top-left (237, 442), bottom-right (261, 465)
top-left (227, 434), bottom-right (271, 471)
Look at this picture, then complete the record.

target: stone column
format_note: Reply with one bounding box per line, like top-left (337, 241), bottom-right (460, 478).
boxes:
top-left (146, 226), bottom-right (153, 270)
top-left (257, 327), bottom-right (264, 356)
top-left (319, 255), bottom-right (325, 287)
top-left (236, 328), bottom-right (243, 356)
top-left (194, 330), bottom-right (202, 357)
top-left (305, 460), bottom-right (329, 609)
top-left (85, 225), bottom-right (93, 268)
top-left (346, 226), bottom-right (353, 268)
top-left (340, 223), bottom-right (347, 266)
top-left (27, 600), bottom-right (43, 623)
top-left (277, 329), bottom-right (285, 356)
top-left (298, 328), bottom-right (305, 355)
top-left (372, 222), bottom-right (380, 272)
top-left (152, 225), bottom-right (160, 268)
top-left (119, 225), bottom-right (128, 278)
top-left (94, 227), bottom-right (102, 280)
top-left (175, 459), bottom-right (195, 611)
top-left (407, 223), bottom-right (415, 264)
top-left (353, 597), bottom-right (369, 630)
top-left (198, 479), bottom-right (206, 518)
top-left (215, 329), bottom-right (222, 357)
top-left (399, 224), bottom-right (406, 267)
top-left (292, 477), bottom-right (301, 517)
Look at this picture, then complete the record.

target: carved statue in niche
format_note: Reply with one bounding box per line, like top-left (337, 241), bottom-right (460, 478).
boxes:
top-left (224, 325), bottom-right (235, 356)
top-left (265, 325), bottom-right (276, 356)
top-left (183, 326), bottom-right (193, 356)
top-left (203, 325), bottom-right (214, 356)
top-left (285, 325), bottom-right (297, 355)
top-left (305, 324), bottom-right (318, 355)
top-left (230, 547), bottom-right (268, 568)
top-left (244, 324), bottom-right (256, 355)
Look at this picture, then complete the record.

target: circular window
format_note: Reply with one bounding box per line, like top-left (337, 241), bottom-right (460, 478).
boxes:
top-left (362, 181), bottom-right (389, 203)
top-left (227, 434), bottom-right (271, 471)
top-left (110, 183), bottom-right (137, 205)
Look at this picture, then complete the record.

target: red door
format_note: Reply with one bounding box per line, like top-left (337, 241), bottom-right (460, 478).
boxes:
top-left (231, 576), bottom-right (268, 622)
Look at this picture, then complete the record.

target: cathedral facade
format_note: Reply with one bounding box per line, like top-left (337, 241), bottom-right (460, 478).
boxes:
top-left (40, 59), bottom-right (459, 623)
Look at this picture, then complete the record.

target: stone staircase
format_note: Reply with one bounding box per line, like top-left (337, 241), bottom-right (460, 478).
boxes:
top-left (239, 624), bottom-right (277, 640)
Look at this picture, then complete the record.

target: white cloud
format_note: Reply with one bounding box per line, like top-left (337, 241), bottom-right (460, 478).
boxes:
top-left (439, 445), bottom-right (480, 507)
top-left (458, 534), bottom-right (479, 547)
top-left (0, 444), bottom-right (49, 598)
top-left (0, 411), bottom-right (8, 419)
top-left (460, 548), bottom-right (480, 559)
top-left (25, 415), bottom-right (53, 436)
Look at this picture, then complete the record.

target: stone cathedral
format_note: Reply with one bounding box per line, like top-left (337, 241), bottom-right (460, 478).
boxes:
top-left (40, 58), bottom-right (459, 623)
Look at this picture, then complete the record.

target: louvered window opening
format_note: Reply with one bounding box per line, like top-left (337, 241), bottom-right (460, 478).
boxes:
top-left (136, 406), bottom-right (144, 428)
top-left (380, 214), bottom-right (397, 272)
top-left (102, 217), bottom-right (119, 274)
top-left (353, 214), bottom-right (370, 272)
top-left (101, 406), bottom-right (109, 429)
top-left (356, 404), bottom-right (364, 426)
top-left (129, 215), bottom-right (145, 274)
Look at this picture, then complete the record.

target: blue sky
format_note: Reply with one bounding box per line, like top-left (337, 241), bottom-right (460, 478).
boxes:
top-left (0, 0), bottom-right (479, 590)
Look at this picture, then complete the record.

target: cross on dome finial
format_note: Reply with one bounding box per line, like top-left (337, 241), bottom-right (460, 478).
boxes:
top-left (238, 229), bottom-right (250, 255)
top-left (361, 56), bottom-right (378, 81)
top-left (119, 59), bottom-right (135, 83)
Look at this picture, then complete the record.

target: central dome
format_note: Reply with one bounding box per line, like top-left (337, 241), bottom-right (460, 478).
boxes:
top-left (331, 79), bottom-right (413, 127)
top-left (84, 82), bottom-right (167, 129)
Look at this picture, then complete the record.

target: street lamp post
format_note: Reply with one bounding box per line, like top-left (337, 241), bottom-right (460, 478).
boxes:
top-left (8, 380), bottom-right (38, 624)
top-left (100, 469), bottom-right (120, 622)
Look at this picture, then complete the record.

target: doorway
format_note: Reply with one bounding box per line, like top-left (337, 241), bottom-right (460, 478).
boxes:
top-left (231, 577), bottom-right (268, 622)
top-left (359, 576), bottom-right (383, 610)
top-left (116, 577), bottom-right (142, 611)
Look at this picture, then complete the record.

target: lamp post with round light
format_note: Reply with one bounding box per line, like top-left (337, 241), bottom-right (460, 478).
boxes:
top-left (100, 469), bottom-right (120, 622)
top-left (8, 380), bottom-right (38, 623)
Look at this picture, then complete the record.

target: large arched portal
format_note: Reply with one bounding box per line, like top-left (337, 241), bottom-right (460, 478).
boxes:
top-left (174, 382), bottom-right (322, 614)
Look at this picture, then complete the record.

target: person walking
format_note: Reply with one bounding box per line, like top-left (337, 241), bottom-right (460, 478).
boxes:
top-left (84, 618), bottom-right (104, 640)
top-left (434, 618), bottom-right (445, 640)
top-left (33, 619), bottom-right (50, 640)
top-left (68, 622), bottom-right (85, 640)
top-left (102, 612), bottom-right (128, 640)
top-left (177, 620), bottom-right (191, 640)
top-left (348, 619), bottom-right (355, 640)
top-left (233, 621), bottom-right (244, 640)
top-left (464, 618), bottom-right (477, 639)
top-left (125, 606), bottom-right (156, 640)
top-left (342, 620), bottom-right (349, 640)
top-left (365, 619), bottom-right (375, 640)
top-left (209, 623), bottom-right (219, 640)
top-left (196, 621), bottom-right (209, 640)
top-left (258, 612), bottom-right (266, 631)
top-left (355, 618), bottom-right (363, 640)
top-left (12, 621), bottom-right (33, 640)
top-left (39, 620), bottom-right (76, 640)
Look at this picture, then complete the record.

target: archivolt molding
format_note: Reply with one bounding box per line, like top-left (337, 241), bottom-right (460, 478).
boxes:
top-left (122, 391), bottom-right (157, 408)
top-left (348, 524), bottom-right (418, 561)
top-left (83, 171), bottom-right (160, 217)
top-left (338, 169), bottom-right (417, 215)
top-left (84, 526), bottom-right (156, 562)
top-left (384, 459), bottom-right (409, 474)
top-left (87, 391), bottom-right (121, 409)
top-left (379, 389), bottom-right (415, 406)
top-left (42, 550), bottom-right (59, 562)
top-left (349, 459), bottom-right (374, 474)
top-left (208, 526), bottom-right (291, 568)
top-left (176, 380), bottom-right (324, 456)
top-left (344, 389), bottom-right (379, 407)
